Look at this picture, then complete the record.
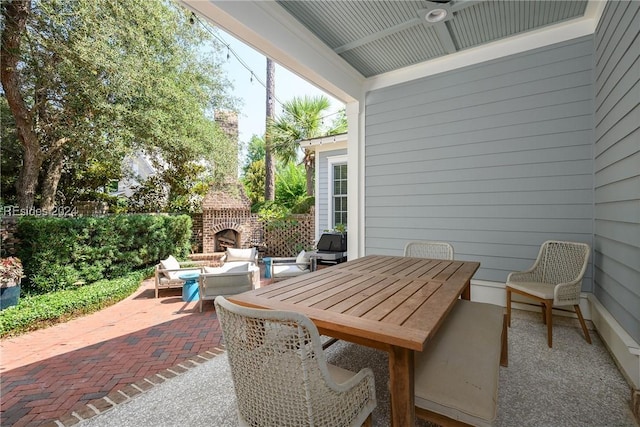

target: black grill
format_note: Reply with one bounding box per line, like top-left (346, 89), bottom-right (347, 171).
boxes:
top-left (311, 233), bottom-right (347, 267)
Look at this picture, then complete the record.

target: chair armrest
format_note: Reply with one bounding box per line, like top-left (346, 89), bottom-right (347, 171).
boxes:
top-left (199, 271), bottom-right (252, 279)
top-left (156, 260), bottom-right (207, 273)
top-left (160, 267), bottom-right (204, 273)
top-left (506, 271), bottom-right (537, 283)
top-left (270, 258), bottom-right (311, 269)
top-left (271, 257), bottom-right (298, 264)
top-left (290, 263), bottom-right (311, 269)
top-left (553, 280), bottom-right (582, 304)
top-left (156, 265), bottom-right (204, 281)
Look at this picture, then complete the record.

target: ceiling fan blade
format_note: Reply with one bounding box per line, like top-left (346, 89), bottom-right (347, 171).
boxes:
top-left (450, 0), bottom-right (485, 13)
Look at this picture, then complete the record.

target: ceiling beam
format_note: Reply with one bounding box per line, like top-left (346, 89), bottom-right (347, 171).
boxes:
top-left (334, 0), bottom-right (472, 56)
top-left (450, 0), bottom-right (485, 13)
top-left (334, 18), bottom-right (423, 54)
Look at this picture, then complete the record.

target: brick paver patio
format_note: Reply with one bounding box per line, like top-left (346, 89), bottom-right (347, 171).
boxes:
top-left (0, 271), bottom-right (261, 426)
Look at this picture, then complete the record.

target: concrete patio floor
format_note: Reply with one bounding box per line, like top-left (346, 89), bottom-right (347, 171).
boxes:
top-left (1, 266), bottom-right (637, 426)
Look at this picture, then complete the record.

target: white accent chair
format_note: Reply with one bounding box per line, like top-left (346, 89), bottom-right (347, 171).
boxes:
top-left (506, 240), bottom-right (591, 348)
top-left (154, 255), bottom-right (207, 298)
top-left (404, 241), bottom-right (454, 260)
top-left (197, 263), bottom-right (257, 312)
top-left (214, 296), bottom-right (377, 427)
top-left (220, 248), bottom-right (260, 287)
top-left (221, 247), bottom-right (258, 267)
top-left (270, 249), bottom-right (312, 282)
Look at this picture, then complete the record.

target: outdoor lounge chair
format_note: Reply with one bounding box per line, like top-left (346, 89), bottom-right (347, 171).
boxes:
top-left (404, 241), bottom-right (454, 260)
top-left (269, 249), bottom-right (312, 282)
top-left (506, 240), bottom-right (592, 348)
top-left (214, 296), bottom-right (377, 427)
top-left (154, 255), bottom-right (207, 298)
top-left (197, 263), bottom-right (257, 312)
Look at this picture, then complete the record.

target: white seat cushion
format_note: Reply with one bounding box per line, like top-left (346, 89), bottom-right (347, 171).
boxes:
top-left (296, 250), bottom-right (310, 270)
top-left (206, 263), bottom-right (250, 274)
top-left (168, 269), bottom-right (200, 280)
top-left (415, 300), bottom-right (503, 427)
top-left (225, 248), bottom-right (256, 263)
top-left (507, 281), bottom-right (555, 300)
top-left (272, 264), bottom-right (309, 277)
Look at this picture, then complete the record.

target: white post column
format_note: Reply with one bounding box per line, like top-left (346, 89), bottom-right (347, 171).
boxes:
top-left (346, 101), bottom-right (364, 259)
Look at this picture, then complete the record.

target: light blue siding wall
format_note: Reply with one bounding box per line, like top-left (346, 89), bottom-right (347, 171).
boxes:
top-left (364, 36), bottom-right (595, 285)
top-left (318, 148), bottom-right (347, 238)
top-left (593, 1), bottom-right (640, 343)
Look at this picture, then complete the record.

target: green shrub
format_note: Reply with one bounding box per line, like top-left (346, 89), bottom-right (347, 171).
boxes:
top-left (17, 214), bottom-right (191, 294)
top-left (0, 269), bottom-right (150, 338)
top-left (291, 196), bottom-right (314, 214)
top-left (30, 265), bottom-right (80, 293)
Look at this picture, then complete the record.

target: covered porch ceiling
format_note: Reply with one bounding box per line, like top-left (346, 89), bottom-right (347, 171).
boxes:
top-left (181, 0), bottom-right (605, 101)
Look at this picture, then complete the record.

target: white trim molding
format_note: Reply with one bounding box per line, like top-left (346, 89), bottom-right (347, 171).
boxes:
top-left (588, 294), bottom-right (640, 390)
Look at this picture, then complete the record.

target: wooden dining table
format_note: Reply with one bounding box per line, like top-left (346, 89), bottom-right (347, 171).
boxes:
top-left (228, 254), bottom-right (480, 426)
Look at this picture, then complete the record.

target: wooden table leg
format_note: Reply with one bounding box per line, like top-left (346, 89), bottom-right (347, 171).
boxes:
top-left (388, 345), bottom-right (415, 427)
top-left (461, 279), bottom-right (471, 300)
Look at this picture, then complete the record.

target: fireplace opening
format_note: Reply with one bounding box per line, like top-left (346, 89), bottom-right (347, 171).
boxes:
top-left (215, 229), bottom-right (239, 252)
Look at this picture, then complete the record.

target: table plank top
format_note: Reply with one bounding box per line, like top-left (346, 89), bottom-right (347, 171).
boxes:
top-left (229, 255), bottom-right (480, 351)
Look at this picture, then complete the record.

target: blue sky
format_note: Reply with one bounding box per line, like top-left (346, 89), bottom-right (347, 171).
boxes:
top-left (216, 30), bottom-right (345, 146)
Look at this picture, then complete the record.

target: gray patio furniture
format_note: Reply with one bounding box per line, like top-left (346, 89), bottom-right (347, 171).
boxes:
top-left (219, 248), bottom-right (260, 286)
top-left (506, 240), bottom-right (592, 348)
top-left (269, 249), bottom-right (312, 282)
top-left (404, 241), bottom-right (454, 260)
top-left (197, 263), bottom-right (257, 312)
top-left (154, 255), bottom-right (207, 298)
top-left (214, 296), bottom-right (377, 427)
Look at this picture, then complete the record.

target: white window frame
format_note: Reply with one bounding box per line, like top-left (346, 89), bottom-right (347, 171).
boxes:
top-left (327, 155), bottom-right (348, 231)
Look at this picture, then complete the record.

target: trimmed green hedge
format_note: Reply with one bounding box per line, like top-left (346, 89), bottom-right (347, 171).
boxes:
top-left (17, 214), bottom-right (191, 293)
top-left (0, 269), bottom-right (150, 338)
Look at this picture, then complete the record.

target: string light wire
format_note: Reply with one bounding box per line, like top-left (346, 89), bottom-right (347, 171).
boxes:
top-left (190, 12), bottom-right (343, 124)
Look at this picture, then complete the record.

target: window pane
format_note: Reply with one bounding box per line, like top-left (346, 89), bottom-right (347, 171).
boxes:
top-left (332, 163), bottom-right (348, 228)
top-left (338, 164), bottom-right (347, 179)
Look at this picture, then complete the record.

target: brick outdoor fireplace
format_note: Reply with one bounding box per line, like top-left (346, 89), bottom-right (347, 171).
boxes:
top-left (201, 182), bottom-right (260, 254)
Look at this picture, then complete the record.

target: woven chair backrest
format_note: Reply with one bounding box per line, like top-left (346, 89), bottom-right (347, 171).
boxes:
top-left (404, 241), bottom-right (454, 260)
top-left (537, 241), bottom-right (590, 285)
top-left (215, 297), bottom-right (336, 426)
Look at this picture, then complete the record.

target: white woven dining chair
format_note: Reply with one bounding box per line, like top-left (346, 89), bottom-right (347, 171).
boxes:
top-left (214, 296), bottom-right (377, 427)
top-left (506, 240), bottom-right (591, 348)
top-left (403, 241), bottom-right (454, 260)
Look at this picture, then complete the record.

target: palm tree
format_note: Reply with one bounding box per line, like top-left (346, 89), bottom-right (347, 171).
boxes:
top-left (264, 58), bottom-right (276, 201)
top-left (269, 95), bottom-right (340, 196)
